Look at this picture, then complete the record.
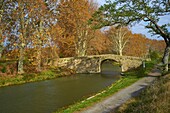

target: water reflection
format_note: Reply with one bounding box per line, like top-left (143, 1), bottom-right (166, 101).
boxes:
top-left (101, 60), bottom-right (121, 78)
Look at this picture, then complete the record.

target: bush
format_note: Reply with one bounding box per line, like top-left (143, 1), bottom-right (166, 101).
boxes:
top-left (150, 51), bottom-right (160, 61)
top-left (0, 60), bottom-right (17, 75)
top-left (22, 73), bottom-right (36, 81)
top-left (41, 70), bottom-right (55, 76)
top-left (1, 66), bottom-right (7, 73)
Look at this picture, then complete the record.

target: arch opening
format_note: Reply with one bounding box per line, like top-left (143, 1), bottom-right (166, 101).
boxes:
top-left (100, 59), bottom-right (122, 76)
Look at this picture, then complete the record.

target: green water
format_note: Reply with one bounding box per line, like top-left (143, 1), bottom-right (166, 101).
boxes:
top-left (0, 61), bottom-right (121, 113)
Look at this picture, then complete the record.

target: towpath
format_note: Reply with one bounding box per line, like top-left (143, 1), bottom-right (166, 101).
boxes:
top-left (78, 68), bottom-right (162, 113)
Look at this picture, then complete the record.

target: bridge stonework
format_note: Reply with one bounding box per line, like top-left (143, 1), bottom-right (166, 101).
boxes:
top-left (54, 54), bottom-right (143, 73)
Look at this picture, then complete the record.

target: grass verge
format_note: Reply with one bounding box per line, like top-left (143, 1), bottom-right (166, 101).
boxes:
top-left (56, 61), bottom-right (155, 113)
top-left (117, 74), bottom-right (170, 113)
top-left (0, 67), bottom-right (74, 87)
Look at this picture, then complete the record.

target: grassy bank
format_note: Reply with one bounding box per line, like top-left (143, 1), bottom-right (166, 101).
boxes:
top-left (117, 74), bottom-right (170, 113)
top-left (56, 61), bottom-right (156, 113)
top-left (0, 67), bottom-right (74, 87)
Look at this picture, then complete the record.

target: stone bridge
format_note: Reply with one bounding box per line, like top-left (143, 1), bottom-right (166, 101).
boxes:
top-left (53, 54), bottom-right (144, 73)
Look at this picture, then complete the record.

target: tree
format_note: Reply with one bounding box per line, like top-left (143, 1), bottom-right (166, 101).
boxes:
top-left (87, 30), bottom-right (112, 55)
top-left (106, 26), bottom-right (131, 56)
top-left (57, 0), bottom-right (98, 57)
top-left (0, 0), bottom-right (14, 58)
top-left (94, 0), bottom-right (170, 71)
top-left (149, 39), bottom-right (165, 54)
top-left (11, 0), bottom-right (31, 74)
top-left (124, 34), bottom-right (149, 57)
top-left (48, 23), bottom-right (76, 57)
top-left (30, 0), bottom-right (56, 71)
top-left (3, 0), bottom-right (58, 73)
top-left (0, 0), bottom-right (5, 58)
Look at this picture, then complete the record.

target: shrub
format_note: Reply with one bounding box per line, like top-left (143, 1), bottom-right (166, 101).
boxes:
top-left (22, 73), bottom-right (36, 81)
top-left (1, 66), bottom-right (7, 73)
top-left (41, 70), bottom-right (55, 76)
top-left (150, 51), bottom-right (160, 61)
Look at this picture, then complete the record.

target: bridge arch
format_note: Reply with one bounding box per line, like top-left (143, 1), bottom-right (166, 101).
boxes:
top-left (99, 59), bottom-right (122, 73)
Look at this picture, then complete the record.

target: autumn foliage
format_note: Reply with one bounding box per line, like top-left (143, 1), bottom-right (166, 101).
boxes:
top-left (124, 34), bottom-right (165, 57)
top-left (0, 0), bottom-right (166, 75)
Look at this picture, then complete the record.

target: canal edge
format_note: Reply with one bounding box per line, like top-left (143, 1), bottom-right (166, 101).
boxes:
top-left (78, 76), bottom-right (159, 113)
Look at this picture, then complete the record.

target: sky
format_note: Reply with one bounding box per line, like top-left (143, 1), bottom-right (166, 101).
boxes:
top-left (96, 0), bottom-right (170, 40)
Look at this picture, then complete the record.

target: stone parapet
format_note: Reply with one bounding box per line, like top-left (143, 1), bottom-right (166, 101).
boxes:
top-left (53, 54), bottom-right (143, 73)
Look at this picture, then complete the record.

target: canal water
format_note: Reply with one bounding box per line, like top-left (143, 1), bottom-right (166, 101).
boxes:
top-left (0, 61), bottom-right (121, 113)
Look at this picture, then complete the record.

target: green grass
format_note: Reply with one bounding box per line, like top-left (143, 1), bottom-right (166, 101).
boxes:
top-left (0, 68), bottom-right (73, 87)
top-left (117, 74), bottom-right (170, 113)
top-left (55, 61), bottom-right (155, 113)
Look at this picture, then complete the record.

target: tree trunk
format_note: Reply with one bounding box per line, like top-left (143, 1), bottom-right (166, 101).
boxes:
top-left (51, 46), bottom-right (59, 66)
top-left (76, 45), bottom-right (86, 57)
top-left (17, 2), bottom-right (27, 74)
top-left (162, 44), bottom-right (170, 72)
top-left (76, 36), bottom-right (87, 57)
top-left (118, 34), bottom-right (122, 56)
top-left (36, 44), bottom-right (42, 72)
top-left (0, 42), bottom-right (3, 58)
top-left (77, 43), bottom-right (87, 57)
top-left (0, 28), bottom-right (3, 58)
top-left (18, 44), bottom-right (24, 74)
top-left (36, 19), bottom-right (43, 72)
top-left (119, 48), bottom-right (123, 56)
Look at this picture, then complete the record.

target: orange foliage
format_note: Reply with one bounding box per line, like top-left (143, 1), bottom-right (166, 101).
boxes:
top-left (88, 30), bottom-right (112, 55)
top-left (124, 34), bottom-right (165, 57)
top-left (149, 39), bottom-right (165, 53)
top-left (0, 0), bottom-right (166, 75)
top-left (56, 0), bottom-right (98, 56)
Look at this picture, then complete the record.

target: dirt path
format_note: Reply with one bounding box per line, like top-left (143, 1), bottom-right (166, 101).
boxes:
top-left (78, 69), bottom-right (161, 113)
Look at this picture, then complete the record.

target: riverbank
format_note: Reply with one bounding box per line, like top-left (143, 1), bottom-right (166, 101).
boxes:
top-left (0, 67), bottom-right (74, 87)
top-left (56, 61), bottom-right (156, 113)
